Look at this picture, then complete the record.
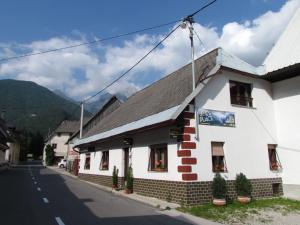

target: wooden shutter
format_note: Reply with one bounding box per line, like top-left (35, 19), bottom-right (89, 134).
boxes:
top-left (212, 142), bottom-right (224, 156)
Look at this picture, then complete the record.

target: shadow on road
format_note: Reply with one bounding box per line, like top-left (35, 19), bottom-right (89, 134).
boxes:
top-left (0, 167), bottom-right (194, 225)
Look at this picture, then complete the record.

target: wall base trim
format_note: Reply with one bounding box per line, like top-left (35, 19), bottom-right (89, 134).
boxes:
top-left (78, 173), bottom-right (283, 206)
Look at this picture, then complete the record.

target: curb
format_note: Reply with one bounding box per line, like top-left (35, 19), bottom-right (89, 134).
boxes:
top-left (46, 166), bottom-right (222, 225)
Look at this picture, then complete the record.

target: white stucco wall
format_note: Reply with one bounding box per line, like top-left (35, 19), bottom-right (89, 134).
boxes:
top-left (50, 133), bottom-right (70, 158)
top-left (79, 127), bottom-right (182, 181)
top-left (79, 149), bottom-right (123, 176)
top-left (264, 7), bottom-right (300, 72)
top-left (79, 71), bottom-right (281, 182)
top-left (272, 76), bottom-right (300, 184)
top-left (195, 71), bottom-right (280, 181)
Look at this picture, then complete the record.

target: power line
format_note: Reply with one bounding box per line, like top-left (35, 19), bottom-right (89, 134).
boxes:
top-left (84, 24), bottom-right (181, 103)
top-left (194, 29), bottom-right (206, 51)
top-left (188, 0), bottom-right (217, 17)
top-left (0, 0), bottom-right (217, 63)
top-left (0, 20), bottom-right (180, 63)
top-left (83, 0), bottom-right (218, 103)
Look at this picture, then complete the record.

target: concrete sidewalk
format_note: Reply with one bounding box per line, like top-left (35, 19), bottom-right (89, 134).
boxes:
top-left (47, 166), bottom-right (222, 225)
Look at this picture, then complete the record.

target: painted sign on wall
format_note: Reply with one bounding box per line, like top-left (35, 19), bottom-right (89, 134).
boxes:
top-left (199, 109), bottom-right (235, 127)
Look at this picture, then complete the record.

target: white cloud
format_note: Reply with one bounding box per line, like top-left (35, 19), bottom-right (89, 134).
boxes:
top-left (0, 0), bottom-right (299, 101)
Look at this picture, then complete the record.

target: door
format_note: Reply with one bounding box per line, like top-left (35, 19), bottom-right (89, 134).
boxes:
top-left (123, 148), bottom-right (129, 181)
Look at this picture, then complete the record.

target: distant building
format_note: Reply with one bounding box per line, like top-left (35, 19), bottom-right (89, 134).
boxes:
top-left (67, 96), bottom-right (122, 175)
top-left (44, 120), bottom-right (81, 164)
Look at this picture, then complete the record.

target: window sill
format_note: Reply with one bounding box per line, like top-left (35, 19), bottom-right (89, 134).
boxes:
top-left (231, 104), bottom-right (256, 110)
top-left (100, 169), bottom-right (109, 171)
top-left (148, 169), bottom-right (168, 173)
top-left (213, 171), bottom-right (228, 173)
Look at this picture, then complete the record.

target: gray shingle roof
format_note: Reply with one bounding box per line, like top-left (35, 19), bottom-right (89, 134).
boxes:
top-left (55, 119), bottom-right (88, 134)
top-left (83, 48), bottom-right (218, 138)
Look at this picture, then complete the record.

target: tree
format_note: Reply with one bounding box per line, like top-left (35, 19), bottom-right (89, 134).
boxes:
top-left (112, 166), bottom-right (119, 188)
top-left (45, 144), bottom-right (55, 166)
top-left (235, 173), bottom-right (252, 197)
top-left (29, 132), bottom-right (45, 159)
top-left (212, 173), bottom-right (227, 199)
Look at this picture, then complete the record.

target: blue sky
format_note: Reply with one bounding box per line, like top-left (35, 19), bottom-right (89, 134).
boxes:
top-left (0, 0), bottom-right (286, 42)
top-left (0, 0), bottom-right (298, 101)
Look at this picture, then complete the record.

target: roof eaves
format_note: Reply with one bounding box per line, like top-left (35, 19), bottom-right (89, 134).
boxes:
top-left (171, 64), bottom-right (221, 120)
top-left (74, 105), bottom-right (180, 147)
top-left (217, 48), bottom-right (264, 75)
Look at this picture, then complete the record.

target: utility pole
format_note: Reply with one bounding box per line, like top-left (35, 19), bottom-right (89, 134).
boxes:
top-left (181, 16), bottom-right (199, 140)
top-left (79, 102), bottom-right (84, 139)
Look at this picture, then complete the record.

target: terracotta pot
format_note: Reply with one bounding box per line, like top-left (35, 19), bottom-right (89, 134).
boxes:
top-left (237, 196), bottom-right (251, 204)
top-left (213, 199), bottom-right (226, 206)
top-left (125, 188), bottom-right (133, 194)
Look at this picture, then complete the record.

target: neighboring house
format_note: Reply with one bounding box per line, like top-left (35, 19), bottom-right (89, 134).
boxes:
top-left (263, 64), bottom-right (300, 185)
top-left (66, 96), bottom-right (122, 175)
top-left (74, 48), bottom-right (286, 206)
top-left (264, 6), bottom-right (300, 72)
top-left (263, 6), bottom-right (300, 185)
top-left (44, 120), bottom-right (81, 164)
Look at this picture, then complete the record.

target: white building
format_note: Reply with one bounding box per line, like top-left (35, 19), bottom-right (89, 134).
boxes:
top-left (264, 6), bottom-right (300, 72)
top-left (74, 48), bottom-right (287, 205)
top-left (73, 7), bottom-right (300, 204)
top-left (66, 97), bottom-right (122, 175)
top-left (263, 6), bottom-right (300, 185)
top-left (44, 120), bottom-right (80, 164)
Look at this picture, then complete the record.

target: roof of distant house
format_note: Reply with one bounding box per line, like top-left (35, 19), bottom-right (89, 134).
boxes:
top-left (67, 96), bottom-right (122, 142)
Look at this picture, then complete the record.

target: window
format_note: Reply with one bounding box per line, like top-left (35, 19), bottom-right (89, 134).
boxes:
top-left (268, 144), bottom-right (281, 171)
top-left (100, 151), bottom-right (109, 170)
top-left (211, 142), bottom-right (227, 172)
top-left (84, 153), bottom-right (91, 170)
top-left (230, 80), bottom-right (253, 107)
top-left (52, 143), bottom-right (57, 149)
top-left (149, 144), bottom-right (168, 172)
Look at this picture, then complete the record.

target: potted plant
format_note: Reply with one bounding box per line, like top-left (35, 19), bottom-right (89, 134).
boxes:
top-left (154, 160), bottom-right (166, 171)
top-left (112, 166), bottom-right (119, 189)
top-left (102, 161), bottom-right (108, 170)
top-left (212, 173), bottom-right (227, 206)
top-left (235, 173), bottom-right (252, 204)
top-left (125, 166), bottom-right (133, 194)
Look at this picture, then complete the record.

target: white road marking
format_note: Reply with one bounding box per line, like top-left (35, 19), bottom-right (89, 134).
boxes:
top-left (32, 177), bottom-right (35, 180)
top-left (43, 198), bottom-right (49, 203)
top-left (34, 181), bottom-right (37, 185)
top-left (37, 187), bottom-right (41, 191)
top-left (55, 217), bottom-right (65, 225)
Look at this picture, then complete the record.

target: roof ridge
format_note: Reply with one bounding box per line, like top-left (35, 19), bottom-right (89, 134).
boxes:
top-left (126, 48), bottom-right (220, 101)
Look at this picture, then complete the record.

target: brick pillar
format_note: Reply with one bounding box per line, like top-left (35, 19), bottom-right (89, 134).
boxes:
top-left (177, 104), bottom-right (198, 181)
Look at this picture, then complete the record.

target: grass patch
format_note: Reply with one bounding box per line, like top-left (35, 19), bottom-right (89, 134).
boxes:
top-left (178, 198), bottom-right (300, 224)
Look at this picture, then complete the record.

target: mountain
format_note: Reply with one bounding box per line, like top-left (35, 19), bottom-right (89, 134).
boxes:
top-left (0, 79), bottom-right (92, 137)
top-left (54, 89), bottom-right (127, 114)
top-left (53, 89), bottom-right (77, 104)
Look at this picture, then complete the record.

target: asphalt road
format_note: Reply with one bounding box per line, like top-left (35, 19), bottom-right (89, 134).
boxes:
top-left (0, 166), bottom-right (195, 225)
